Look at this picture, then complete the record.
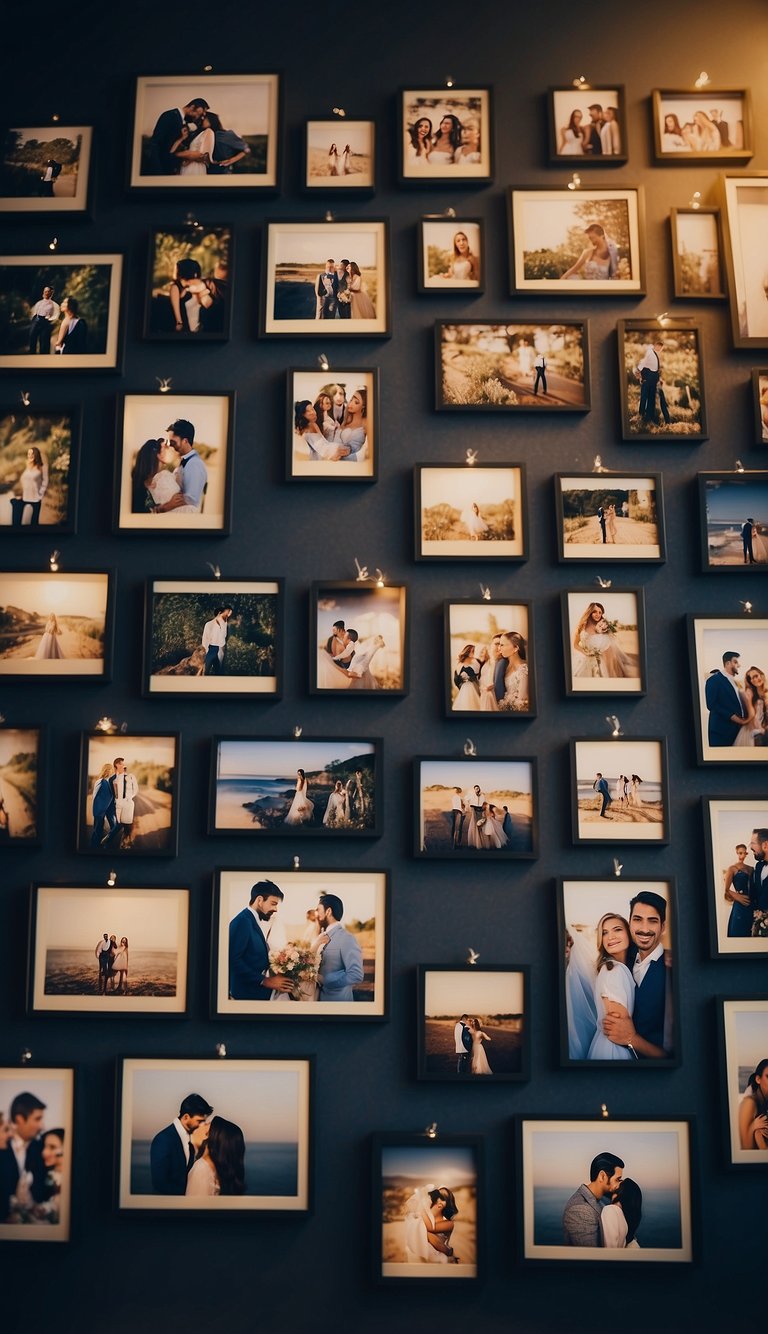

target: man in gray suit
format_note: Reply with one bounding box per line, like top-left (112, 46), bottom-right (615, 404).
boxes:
top-left (562, 1151), bottom-right (624, 1246)
top-left (314, 893), bottom-right (364, 1002)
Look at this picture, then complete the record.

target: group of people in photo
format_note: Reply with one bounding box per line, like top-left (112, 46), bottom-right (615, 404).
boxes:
top-left (558, 103), bottom-right (622, 156)
top-left (661, 107), bottom-right (742, 152)
top-left (406, 111), bottom-right (482, 166)
top-left (325, 143), bottom-right (354, 175)
top-left (28, 284), bottom-right (87, 354)
top-left (283, 766), bottom-right (370, 829)
top-left (451, 629), bottom-right (529, 712)
top-left (722, 826), bottom-right (768, 938)
top-left (315, 258), bottom-right (375, 320)
top-left (150, 1093), bottom-right (244, 1197)
top-left (0, 1092), bottom-right (65, 1225)
top-left (450, 785), bottom-right (515, 851)
top-left (453, 1014), bottom-right (493, 1075)
top-left (90, 756), bottom-right (139, 850)
top-left (705, 650), bottom-right (768, 747)
top-left (94, 932), bottom-right (131, 994)
top-left (294, 384), bottom-right (369, 462)
top-left (591, 772), bottom-right (644, 816)
top-left (562, 1151), bottom-right (642, 1248)
top-left (131, 417), bottom-right (208, 513)
top-left (148, 96), bottom-right (250, 176)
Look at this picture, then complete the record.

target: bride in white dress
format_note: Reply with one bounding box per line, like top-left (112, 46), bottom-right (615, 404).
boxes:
top-left (735, 667), bottom-right (768, 746)
top-left (461, 502), bottom-right (488, 539)
top-left (753, 524), bottom-right (768, 562)
top-left (559, 109), bottom-right (585, 154)
top-left (600, 1178), bottom-right (643, 1248)
top-left (585, 913), bottom-right (636, 1062)
top-left (403, 1186), bottom-right (458, 1263)
top-left (284, 769), bottom-right (314, 825)
top-left (34, 612), bottom-right (64, 660)
top-left (172, 114), bottom-right (215, 176)
top-left (572, 602), bottom-right (637, 680)
top-left (469, 1018), bottom-right (493, 1074)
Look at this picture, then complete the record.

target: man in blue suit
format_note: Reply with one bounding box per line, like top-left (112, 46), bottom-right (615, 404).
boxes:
top-left (314, 893), bottom-right (364, 1002)
top-left (592, 772), bottom-right (612, 818)
top-left (150, 1093), bottom-right (213, 1195)
top-left (705, 650), bottom-right (746, 746)
top-left (228, 880), bottom-right (294, 1001)
top-left (601, 891), bottom-right (672, 1060)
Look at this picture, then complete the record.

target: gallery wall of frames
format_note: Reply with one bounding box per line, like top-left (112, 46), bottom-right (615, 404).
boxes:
top-left (1, 1), bottom-right (767, 1326)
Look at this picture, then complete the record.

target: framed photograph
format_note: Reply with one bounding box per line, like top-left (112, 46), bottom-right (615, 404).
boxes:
top-left (704, 799), bottom-right (768, 955)
top-left (688, 615), bottom-right (768, 764)
top-left (209, 737), bottom-right (381, 837)
top-left (399, 87), bottom-right (492, 185)
top-left (753, 370), bottom-right (768, 444)
top-left (444, 600), bottom-right (535, 717)
top-left (721, 174), bottom-right (768, 349)
top-left (699, 472), bottom-right (768, 571)
top-left (303, 120), bottom-right (375, 192)
top-left (547, 88), bottom-right (627, 165)
top-left (719, 998), bottom-right (768, 1165)
top-left (310, 581), bottom-right (407, 696)
top-left (261, 219), bottom-right (389, 337)
top-left (618, 320), bottom-right (707, 442)
top-left (0, 254), bottom-right (122, 371)
top-left (0, 570), bottom-right (113, 680)
top-left (415, 464), bottom-right (527, 562)
top-left (288, 367), bottom-right (378, 481)
top-left (1, 125), bottom-right (92, 215)
top-left (0, 1066), bottom-right (74, 1242)
top-left (144, 223), bottom-right (232, 340)
top-left (561, 589), bottom-right (646, 696)
top-left (518, 1117), bottom-right (695, 1263)
top-left (414, 757), bottom-right (538, 860)
top-left (28, 885), bottom-right (189, 1015)
top-left (670, 207), bottom-right (726, 299)
top-left (143, 579), bottom-right (282, 697)
top-left (555, 473), bottom-right (666, 563)
top-left (372, 1133), bottom-right (483, 1282)
top-left (652, 89), bottom-right (753, 162)
top-left (212, 867), bottom-right (388, 1019)
top-left (557, 878), bottom-right (678, 1066)
top-left (435, 320), bottom-right (590, 412)
top-left (115, 1056), bottom-right (311, 1214)
top-left (0, 725), bottom-right (44, 845)
top-left (129, 73), bottom-right (280, 190)
top-left (417, 966), bottom-right (530, 1082)
top-left (0, 406), bottom-right (80, 533)
top-left (571, 739), bottom-right (669, 845)
top-left (76, 732), bottom-right (180, 857)
top-left (418, 219), bottom-right (483, 293)
top-left (508, 187), bottom-right (644, 295)
top-left (114, 392), bottom-right (234, 534)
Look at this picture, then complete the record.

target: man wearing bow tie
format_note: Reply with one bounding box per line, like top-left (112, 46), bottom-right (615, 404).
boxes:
top-left (154, 418), bottom-right (208, 513)
top-left (112, 757), bottom-right (139, 851)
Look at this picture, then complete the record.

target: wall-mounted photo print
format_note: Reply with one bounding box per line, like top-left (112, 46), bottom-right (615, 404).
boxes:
top-left (261, 220), bottom-right (389, 337)
top-left (415, 757), bottom-right (537, 859)
top-left (129, 74), bottom-right (280, 190)
top-left (28, 885), bottom-right (189, 1015)
top-left (116, 1057), bottom-right (311, 1214)
top-left (144, 224), bottom-right (232, 339)
top-left (0, 571), bottom-right (113, 680)
top-left (288, 368), bottom-right (378, 481)
top-left (618, 320), bottom-right (707, 441)
top-left (310, 582), bottom-right (406, 696)
top-left (558, 879), bottom-right (677, 1066)
top-left (436, 321), bottom-right (590, 411)
top-left (143, 579), bottom-right (282, 697)
top-left (556, 474), bottom-right (665, 563)
top-left (1, 125), bottom-right (93, 214)
top-left (547, 87), bottom-right (627, 164)
top-left (417, 966), bottom-right (530, 1082)
top-left (210, 737), bottom-right (381, 837)
top-left (652, 89), bottom-right (753, 162)
top-left (303, 120), bottom-right (375, 192)
top-left (670, 207), bottom-right (726, 299)
top-left (508, 187), bottom-right (644, 295)
top-left (0, 725), bottom-right (44, 845)
top-left (444, 600), bottom-right (535, 716)
top-left (415, 464), bottom-right (527, 561)
top-left (0, 1066), bottom-right (74, 1242)
top-left (372, 1134), bottom-right (483, 1283)
top-left (418, 219), bottom-right (483, 292)
top-left (77, 732), bottom-right (179, 857)
top-left (399, 87), bottom-right (492, 184)
top-left (719, 998), bottom-right (768, 1166)
top-left (688, 616), bottom-right (768, 763)
top-left (704, 799), bottom-right (768, 955)
top-left (114, 393), bottom-right (234, 534)
top-left (518, 1118), bottom-right (694, 1264)
top-left (213, 868), bottom-right (388, 1019)
top-left (0, 407), bottom-right (79, 533)
top-left (721, 175), bottom-right (768, 349)
top-left (562, 590), bottom-right (646, 695)
top-left (0, 255), bottom-right (122, 371)
top-left (753, 370), bottom-right (768, 445)
top-left (699, 472), bottom-right (768, 571)
top-left (571, 739), bottom-right (669, 844)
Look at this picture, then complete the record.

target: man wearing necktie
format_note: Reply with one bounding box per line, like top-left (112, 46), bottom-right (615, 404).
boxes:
top-left (112, 757), bottom-right (139, 850)
top-left (149, 1093), bottom-right (213, 1195)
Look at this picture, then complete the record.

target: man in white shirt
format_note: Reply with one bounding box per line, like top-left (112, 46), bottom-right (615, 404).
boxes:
top-left (635, 340), bottom-right (664, 424)
top-left (112, 757), bottom-right (139, 850)
top-left (28, 286), bottom-right (60, 354)
top-left (454, 1014), bottom-right (471, 1074)
top-left (201, 604), bottom-right (232, 675)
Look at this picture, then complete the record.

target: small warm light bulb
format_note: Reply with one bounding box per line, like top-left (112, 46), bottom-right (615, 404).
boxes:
top-left (107, 870), bottom-right (117, 887)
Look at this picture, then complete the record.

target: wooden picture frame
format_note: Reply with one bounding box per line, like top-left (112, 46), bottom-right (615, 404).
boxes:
top-left (561, 588), bottom-right (647, 696)
top-left (618, 319), bottom-right (708, 442)
top-left (398, 86), bottom-right (493, 186)
top-left (415, 463), bottom-right (527, 562)
top-left (417, 218), bottom-right (484, 293)
top-left (547, 87), bottom-right (627, 166)
top-left (435, 320), bottom-right (590, 412)
top-left (261, 219), bottom-right (390, 337)
top-left (1, 124), bottom-right (93, 215)
top-left (669, 207), bottom-right (726, 300)
top-left (570, 738), bottom-right (670, 845)
top-left (0, 254), bottom-right (123, 371)
top-left (721, 173), bottom-right (768, 349)
top-left (651, 89), bottom-right (753, 163)
top-left (555, 473), bottom-right (666, 563)
top-left (0, 570), bottom-right (114, 681)
top-left (302, 119), bottom-right (375, 193)
top-left (508, 186), bottom-right (645, 296)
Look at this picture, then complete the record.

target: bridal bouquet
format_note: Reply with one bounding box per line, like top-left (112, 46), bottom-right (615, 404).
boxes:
top-left (337, 290), bottom-right (352, 305)
top-left (268, 943), bottom-right (319, 1000)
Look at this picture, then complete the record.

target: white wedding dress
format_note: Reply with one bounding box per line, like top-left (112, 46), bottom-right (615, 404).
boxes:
top-left (284, 779), bottom-right (314, 825)
top-left (470, 1030), bottom-right (492, 1074)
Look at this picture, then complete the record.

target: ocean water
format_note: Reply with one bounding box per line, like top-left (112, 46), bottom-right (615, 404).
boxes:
top-left (533, 1185), bottom-right (682, 1248)
top-left (130, 1140), bottom-right (298, 1197)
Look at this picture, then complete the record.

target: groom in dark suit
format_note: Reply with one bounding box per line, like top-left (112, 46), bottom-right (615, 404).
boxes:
top-left (601, 891), bottom-right (672, 1060)
top-left (149, 1093), bottom-right (213, 1195)
top-left (705, 651), bottom-right (746, 746)
top-left (316, 260), bottom-right (338, 319)
top-left (0, 1092), bottom-right (49, 1222)
top-left (742, 518), bottom-right (756, 564)
top-left (148, 97), bottom-right (210, 175)
top-left (228, 880), bottom-right (294, 1000)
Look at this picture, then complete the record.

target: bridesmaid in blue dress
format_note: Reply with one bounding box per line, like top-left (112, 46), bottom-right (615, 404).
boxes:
top-left (724, 842), bottom-right (754, 937)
